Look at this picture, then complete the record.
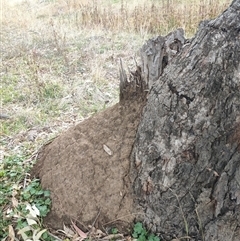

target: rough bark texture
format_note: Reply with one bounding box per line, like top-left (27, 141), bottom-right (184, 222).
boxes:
top-left (130, 1), bottom-right (240, 240)
top-left (141, 28), bottom-right (185, 89)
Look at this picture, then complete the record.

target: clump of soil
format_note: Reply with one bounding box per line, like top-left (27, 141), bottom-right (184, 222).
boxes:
top-left (31, 69), bottom-right (147, 231)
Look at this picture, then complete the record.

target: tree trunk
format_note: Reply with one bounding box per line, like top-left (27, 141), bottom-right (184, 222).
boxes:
top-left (130, 0), bottom-right (240, 240)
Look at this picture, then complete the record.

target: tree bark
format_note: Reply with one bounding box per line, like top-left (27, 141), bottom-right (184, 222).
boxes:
top-left (130, 0), bottom-right (240, 240)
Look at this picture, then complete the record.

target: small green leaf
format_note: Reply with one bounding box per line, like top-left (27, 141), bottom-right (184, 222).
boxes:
top-left (44, 198), bottom-right (51, 205)
top-left (133, 233), bottom-right (139, 238)
top-left (134, 222), bottom-right (144, 234)
top-left (37, 205), bottom-right (49, 217)
top-left (138, 233), bottom-right (147, 241)
top-left (43, 190), bottom-right (50, 197)
top-left (36, 190), bottom-right (44, 195)
top-left (132, 222), bottom-right (160, 241)
top-left (154, 236), bottom-right (160, 241)
top-left (0, 170), bottom-right (5, 177)
top-left (22, 192), bottom-right (31, 200)
top-left (111, 227), bottom-right (118, 234)
top-left (41, 232), bottom-right (48, 239)
top-left (148, 234), bottom-right (160, 241)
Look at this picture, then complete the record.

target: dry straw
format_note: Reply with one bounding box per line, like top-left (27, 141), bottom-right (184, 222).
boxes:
top-left (2, 0), bottom-right (231, 36)
top-left (49, 0), bottom-right (231, 36)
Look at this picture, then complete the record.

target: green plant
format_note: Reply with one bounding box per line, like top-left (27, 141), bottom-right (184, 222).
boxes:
top-left (15, 203), bottom-right (47, 241)
top-left (13, 180), bottom-right (52, 240)
top-left (20, 179), bottom-right (51, 217)
top-left (0, 155), bottom-right (52, 240)
top-left (0, 155), bottom-right (26, 237)
top-left (111, 227), bottom-right (118, 234)
top-left (132, 222), bottom-right (160, 241)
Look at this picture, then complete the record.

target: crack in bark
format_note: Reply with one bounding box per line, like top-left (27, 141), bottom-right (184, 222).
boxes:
top-left (168, 82), bottom-right (195, 105)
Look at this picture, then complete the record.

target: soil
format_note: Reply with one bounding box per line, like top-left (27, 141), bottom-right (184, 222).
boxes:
top-left (31, 75), bottom-right (147, 232)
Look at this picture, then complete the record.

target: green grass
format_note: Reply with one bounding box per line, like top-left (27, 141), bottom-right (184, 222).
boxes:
top-left (0, 0), bottom-right (231, 240)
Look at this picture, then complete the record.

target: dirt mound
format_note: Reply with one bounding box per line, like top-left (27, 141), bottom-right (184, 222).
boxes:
top-left (31, 68), bottom-right (147, 231)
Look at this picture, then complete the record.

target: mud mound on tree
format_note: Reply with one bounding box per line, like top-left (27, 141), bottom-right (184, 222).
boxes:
top-left (31, 69), bottom-right (147, 231)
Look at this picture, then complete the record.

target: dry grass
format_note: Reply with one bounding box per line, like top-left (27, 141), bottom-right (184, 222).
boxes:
top-left (0, 0), bottom-right (232, 150)
top-left (55, 0), bottom-right (230, 36)
top-left (2, 0), bottom-right (231, 35)
top-left (0, 0), bottom-right (232, 152)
